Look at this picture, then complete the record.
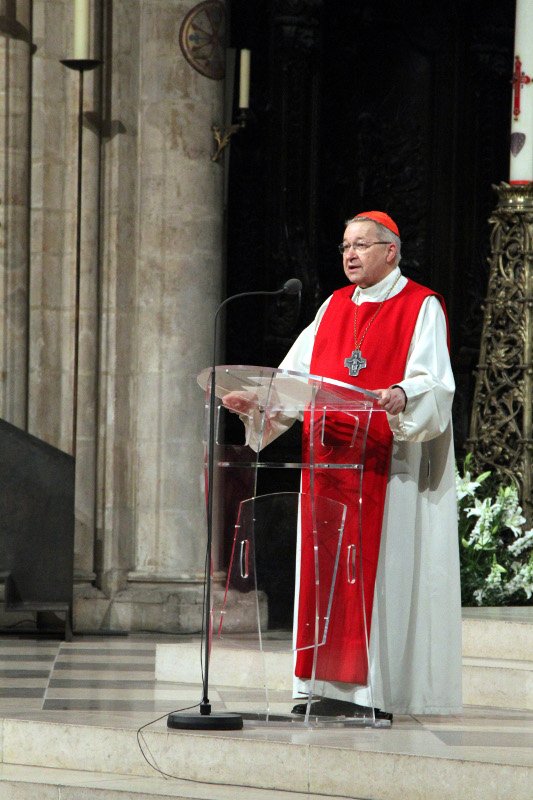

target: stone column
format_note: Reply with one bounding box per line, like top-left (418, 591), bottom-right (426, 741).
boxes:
top-left (29, 0), bottom-right (101, 588)
top-left (0, 1), bottom-right (32, 426)
top-left (77, 0), bottom-right (227, 631)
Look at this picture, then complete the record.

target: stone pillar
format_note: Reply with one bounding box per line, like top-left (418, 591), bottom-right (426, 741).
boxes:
top-left (76, 0), bottom-right (227, 631)
top-left (29, 0), bottom-right (101, 587)
top-left (0, 1), bottom-right (32, 426)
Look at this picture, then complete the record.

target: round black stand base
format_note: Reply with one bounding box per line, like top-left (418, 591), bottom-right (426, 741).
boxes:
top-left (167, 711), bottom-right (243, 731)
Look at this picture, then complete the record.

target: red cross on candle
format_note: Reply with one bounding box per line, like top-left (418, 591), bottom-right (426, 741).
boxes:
top-left (512, 55), bottom-right (531, 121)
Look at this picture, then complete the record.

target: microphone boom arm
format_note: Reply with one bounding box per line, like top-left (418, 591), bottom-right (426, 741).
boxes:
top-left (203, 279), bottom-right (301, 713)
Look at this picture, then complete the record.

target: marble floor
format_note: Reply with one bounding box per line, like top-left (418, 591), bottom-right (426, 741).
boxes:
top-left (0, 630), bottom-right (531, 798)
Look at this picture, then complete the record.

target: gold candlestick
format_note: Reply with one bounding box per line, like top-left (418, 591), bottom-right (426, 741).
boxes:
top-left (211, 109), bottom-right (248, 163)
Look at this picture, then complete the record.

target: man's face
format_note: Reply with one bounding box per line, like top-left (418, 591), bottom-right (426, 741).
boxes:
top-left (342, 221), bottom-right (397, 288)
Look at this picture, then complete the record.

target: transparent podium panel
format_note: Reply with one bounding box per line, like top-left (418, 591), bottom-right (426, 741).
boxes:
top-left (197, 366), bottom-right (389, 728)
top-left (210, 491), bottom-right (350, 723)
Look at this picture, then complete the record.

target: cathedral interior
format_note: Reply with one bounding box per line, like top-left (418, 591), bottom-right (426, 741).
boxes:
top-left (0, 2), bottom-right (531, 798)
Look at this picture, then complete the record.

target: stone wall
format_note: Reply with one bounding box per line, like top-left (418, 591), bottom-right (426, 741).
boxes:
top-left (1, 0), bottom-right (227, 632)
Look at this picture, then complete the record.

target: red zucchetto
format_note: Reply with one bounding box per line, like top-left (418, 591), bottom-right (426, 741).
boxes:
top-left (352, 211), bottom-right (400, 237)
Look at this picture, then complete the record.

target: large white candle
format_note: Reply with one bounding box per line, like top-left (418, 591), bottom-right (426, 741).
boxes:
top-left (238, 49), bottom-right (251, 109)
top-left (73, 0), bottom-right (90, 59)
top-left (510, 0), bottom-right (533, 184)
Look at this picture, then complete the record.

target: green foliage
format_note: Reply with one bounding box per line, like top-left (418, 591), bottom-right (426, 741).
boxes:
top-left (456, 454), bottom-right (533, 606)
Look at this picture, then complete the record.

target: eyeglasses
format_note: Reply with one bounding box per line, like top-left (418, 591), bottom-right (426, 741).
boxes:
top-left (338, 240), bottom-right (390, 254)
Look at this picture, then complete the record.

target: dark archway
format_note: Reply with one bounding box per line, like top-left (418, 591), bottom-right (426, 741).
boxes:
top-left (225, 0), bottom-right (515, 628)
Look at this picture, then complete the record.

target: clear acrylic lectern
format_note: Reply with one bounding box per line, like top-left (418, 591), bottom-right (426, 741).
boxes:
top-left (197, 365), bottom-right (389, 728)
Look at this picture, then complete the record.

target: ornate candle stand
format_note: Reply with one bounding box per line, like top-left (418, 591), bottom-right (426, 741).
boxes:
top-left (468, 182), bottom-right (533, 527)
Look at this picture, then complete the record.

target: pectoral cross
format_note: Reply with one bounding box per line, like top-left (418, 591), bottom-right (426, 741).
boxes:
top-left (344, 349), bottom-right (367, 377)
top-left (512, 55), bottom-right (531, 121)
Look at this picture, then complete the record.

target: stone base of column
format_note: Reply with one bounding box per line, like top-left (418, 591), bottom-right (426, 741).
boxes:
top-left (73, 580), bottom-right (268, 635)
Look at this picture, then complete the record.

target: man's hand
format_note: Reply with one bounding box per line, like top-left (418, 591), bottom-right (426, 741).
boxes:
top-left (222, 390), bottom-right (258, 415)
top-left (372, 386), bottom-right (407, 415)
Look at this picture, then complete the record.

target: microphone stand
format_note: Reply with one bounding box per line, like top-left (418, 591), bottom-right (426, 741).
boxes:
top-left (167, 279), bottom-right (302, 731)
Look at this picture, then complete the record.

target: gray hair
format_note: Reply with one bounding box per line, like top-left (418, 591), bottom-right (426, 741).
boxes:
top-left (345, 215), bottom-right (402, 266)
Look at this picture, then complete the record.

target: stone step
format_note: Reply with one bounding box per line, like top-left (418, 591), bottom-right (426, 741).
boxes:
top-left (463, 656), bottom-right (533, 710)
top-left (462, 608), bottom-right (532, 661)
top-left (0, 716), bottom-right (530, 800)
top-left (156, 640), bottom-right (291, 689)
top-left (159, 610), bottom-right (533, 676)
top-left (157, 609), bottom-right (533, 710)
top-left (0, 762), bottom-right (345, 800)
top-left (1, 612), bottom-right (530, 799)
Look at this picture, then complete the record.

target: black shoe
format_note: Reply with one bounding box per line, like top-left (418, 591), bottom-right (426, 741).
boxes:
top-left (291, 697), bottom-right (392, 722)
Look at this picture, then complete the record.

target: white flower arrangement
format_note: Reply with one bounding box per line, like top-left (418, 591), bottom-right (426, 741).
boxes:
top-left (456, 454), bottom-right (533, 605)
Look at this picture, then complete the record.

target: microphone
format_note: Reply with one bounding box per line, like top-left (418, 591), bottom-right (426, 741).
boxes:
top-left (282, 278), bottom-right (302, 295)
top-left (214, 277), bottom-right (302, 315)
top-left (168, 277), bottom-right (301, 731)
